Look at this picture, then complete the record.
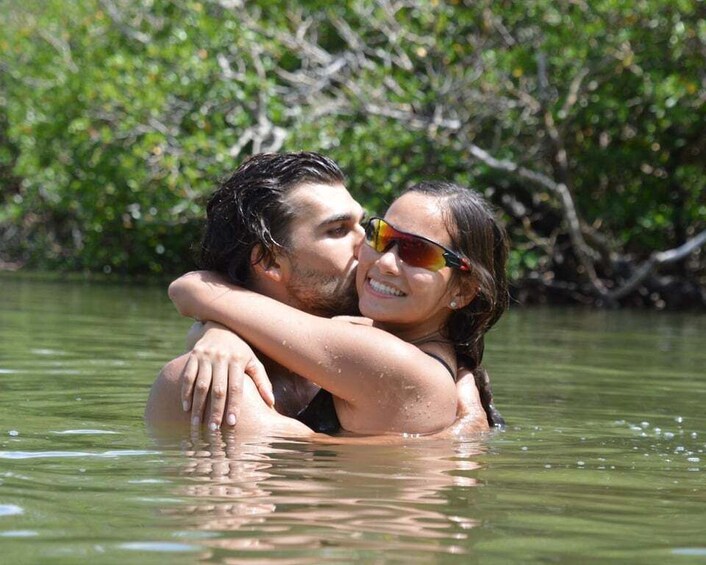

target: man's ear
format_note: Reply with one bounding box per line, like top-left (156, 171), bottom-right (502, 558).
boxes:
top-left (250, 244), bottom-right (290, 283)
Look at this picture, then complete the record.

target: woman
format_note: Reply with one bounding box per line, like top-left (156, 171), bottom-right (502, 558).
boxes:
top-left (170, 181), bottom-right (508, 435)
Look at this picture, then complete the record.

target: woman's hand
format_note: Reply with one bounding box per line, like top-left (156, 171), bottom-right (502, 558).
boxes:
top-left (182, 322), bottom-right (275, 430)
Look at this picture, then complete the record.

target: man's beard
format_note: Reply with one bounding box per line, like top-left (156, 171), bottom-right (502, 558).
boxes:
top-left (286, 265), bottom-right (360, 318)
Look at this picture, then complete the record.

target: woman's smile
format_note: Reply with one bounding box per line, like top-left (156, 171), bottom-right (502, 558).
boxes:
top-left (366, 276), bottom-right (407, 297)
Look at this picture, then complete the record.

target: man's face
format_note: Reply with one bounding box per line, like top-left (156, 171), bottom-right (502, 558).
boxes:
top-left (281, 182), bottom-right (365, 317)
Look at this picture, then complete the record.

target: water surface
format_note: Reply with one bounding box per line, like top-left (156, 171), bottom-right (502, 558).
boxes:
top-left (0, 275), bottom-right (704, 563)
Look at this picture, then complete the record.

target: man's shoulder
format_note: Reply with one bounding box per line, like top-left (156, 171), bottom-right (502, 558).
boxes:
top-left (157, 354), bottom-right (189, 384)
top-left (144, 353), bottom-right (190, 426)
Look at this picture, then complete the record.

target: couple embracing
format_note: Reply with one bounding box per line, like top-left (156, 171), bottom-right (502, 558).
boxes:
top-left (145, 152), bottom-right (508, 438)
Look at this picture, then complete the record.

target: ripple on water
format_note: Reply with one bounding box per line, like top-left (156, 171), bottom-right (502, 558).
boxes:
top-left (118, 542), bottom-right (201, 553)
top-left (51, 429), bottom-right (120, 435)
top-left (672, 548), bottom-right (706, 556)
top-left (0, 504), bottom-right (23, 517)
top-left (0, 530), bottom-right (37, 537)
top-left (0, 450), bottom-right (160, 460)
top-left (30, 349), bottom-right (64, 356)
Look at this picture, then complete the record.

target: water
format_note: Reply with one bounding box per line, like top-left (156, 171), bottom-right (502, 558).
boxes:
top-left (0, 274), bottom-right (704, 563)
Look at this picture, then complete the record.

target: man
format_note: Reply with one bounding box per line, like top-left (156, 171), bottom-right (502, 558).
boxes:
top-left (145, 152), bottom-right (493, 435)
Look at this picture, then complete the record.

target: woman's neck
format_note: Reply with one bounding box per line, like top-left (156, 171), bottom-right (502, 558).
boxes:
top-left (408, 329), bottom-right (446, 345)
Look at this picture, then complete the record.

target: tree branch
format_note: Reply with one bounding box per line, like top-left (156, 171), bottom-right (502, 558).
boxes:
top-left (606, 230), bottom-right (706, 301)
top-left (466, 143), bottom-right (607, 294)
top-left (99, 0), bottom-right (152, 44)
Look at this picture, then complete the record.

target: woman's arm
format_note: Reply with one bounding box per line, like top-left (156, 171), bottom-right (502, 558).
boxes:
top-left (169, 271), bottom-right (457, 434)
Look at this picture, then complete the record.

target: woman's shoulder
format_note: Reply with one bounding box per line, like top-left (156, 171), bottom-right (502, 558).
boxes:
top-left (417, 341), bottom-right (457, 381)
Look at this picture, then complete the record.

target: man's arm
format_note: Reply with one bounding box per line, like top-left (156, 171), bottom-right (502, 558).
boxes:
top-left (450, 367), bottom-right (490, 435)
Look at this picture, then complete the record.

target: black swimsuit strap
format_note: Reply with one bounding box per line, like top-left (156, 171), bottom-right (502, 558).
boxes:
top-left (425, 352), bottom-right (456, 381)
top-left (295, 389), bottom-right (341, 434)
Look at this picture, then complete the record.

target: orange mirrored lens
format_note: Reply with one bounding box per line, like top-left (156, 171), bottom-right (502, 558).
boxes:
top-left (366, 218), bottom-right (448, 271)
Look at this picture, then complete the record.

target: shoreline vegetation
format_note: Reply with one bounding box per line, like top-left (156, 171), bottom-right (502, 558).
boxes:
top-left (1, 1), bottom-right (704, 309)
top-left (0, 267), bottom-right (174, 288)
top-left (2, 266), bottom-right (703, 311)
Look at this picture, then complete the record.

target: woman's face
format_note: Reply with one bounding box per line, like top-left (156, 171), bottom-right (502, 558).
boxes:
top-left (356, 191), bottom-right (461, 336)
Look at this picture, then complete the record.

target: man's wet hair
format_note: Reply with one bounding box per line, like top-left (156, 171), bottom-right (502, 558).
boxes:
top-left (198, 152), bottom-right (345, 285)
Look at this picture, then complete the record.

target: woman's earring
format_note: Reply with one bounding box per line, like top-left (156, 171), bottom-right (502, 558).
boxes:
top-left (449, 300), bottom-right (458, 310)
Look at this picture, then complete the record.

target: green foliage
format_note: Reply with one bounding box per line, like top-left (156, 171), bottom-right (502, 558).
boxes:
top-left (0, 0), bottom-right (282, 273)
top-left (1, 0), bottom-right (704, 298)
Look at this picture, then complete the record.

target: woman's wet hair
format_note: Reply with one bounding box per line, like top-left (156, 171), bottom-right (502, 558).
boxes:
top-left (198, 152), bottom-right (345, 285)
top-left (402, 180), bottom-right (509, 427)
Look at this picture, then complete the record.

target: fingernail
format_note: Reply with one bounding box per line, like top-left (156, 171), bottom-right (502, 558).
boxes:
top-left (192, 416), bottom-right (200, 426)
top-left (227, 413), bottom-right (236, 426)
top-left (183, 401), bottom-right (190, 411)
top-left (208, 422), bottom-right (218, 432)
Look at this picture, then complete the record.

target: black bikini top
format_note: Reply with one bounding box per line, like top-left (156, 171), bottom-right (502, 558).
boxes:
top-left (425, 352), bottom-right (456, 380)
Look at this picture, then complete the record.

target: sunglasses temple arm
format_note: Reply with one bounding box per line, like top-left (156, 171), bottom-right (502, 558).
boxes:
top-left (445, 252), bottom-right (471, 271)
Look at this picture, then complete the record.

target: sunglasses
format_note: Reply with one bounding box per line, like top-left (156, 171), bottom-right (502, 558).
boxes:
top-left (364, 217), bottom-right (471, 272)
